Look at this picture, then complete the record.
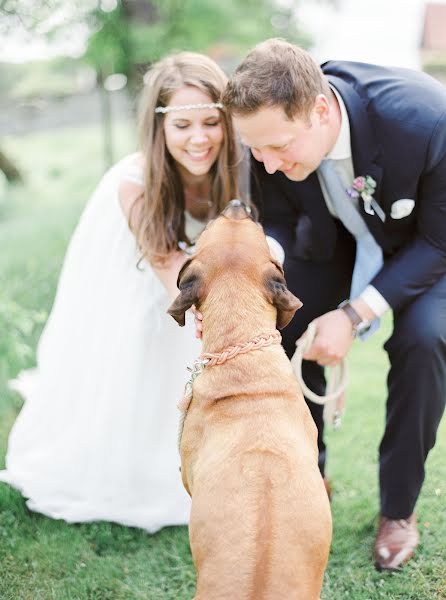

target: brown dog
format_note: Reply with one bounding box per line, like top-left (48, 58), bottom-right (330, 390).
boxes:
top-left (168, 202), bottom-right (332, 600)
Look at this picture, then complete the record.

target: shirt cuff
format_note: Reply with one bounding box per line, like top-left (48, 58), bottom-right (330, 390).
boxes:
top-left (266, 236), bottom-right (285, 265)
top-left (359, 285), bottom-right (390, 318)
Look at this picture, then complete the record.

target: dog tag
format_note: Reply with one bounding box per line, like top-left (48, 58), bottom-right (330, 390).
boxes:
top-left (178, 357), bottom-right (208, 413)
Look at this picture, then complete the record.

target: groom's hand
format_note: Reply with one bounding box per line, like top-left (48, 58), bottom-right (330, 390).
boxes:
top-left (191, 306), bottom-right (203, 339)
top-left (300, 309), bottom-right (354, 366)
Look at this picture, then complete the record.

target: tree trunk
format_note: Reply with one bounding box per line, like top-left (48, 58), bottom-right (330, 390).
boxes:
top-left (0, 149), bottom-right (23, 183)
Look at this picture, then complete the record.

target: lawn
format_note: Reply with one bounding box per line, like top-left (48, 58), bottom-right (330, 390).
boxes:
top-left (0, 125), bottom-right (445, 600)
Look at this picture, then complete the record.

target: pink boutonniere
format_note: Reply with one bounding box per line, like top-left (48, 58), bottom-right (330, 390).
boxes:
top-left (346, 175), bottom-right (385, 222)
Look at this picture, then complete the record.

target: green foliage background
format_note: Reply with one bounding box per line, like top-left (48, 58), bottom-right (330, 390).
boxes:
top-left (1, 0), bottom-right (311, 96)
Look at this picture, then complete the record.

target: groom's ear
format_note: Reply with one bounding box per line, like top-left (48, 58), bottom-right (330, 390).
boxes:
top-left (167, 259), bottom-right (203, 326)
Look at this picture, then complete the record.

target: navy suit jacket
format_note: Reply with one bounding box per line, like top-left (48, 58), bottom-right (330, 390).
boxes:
top-left (252, 61), bottom-right (446, 311)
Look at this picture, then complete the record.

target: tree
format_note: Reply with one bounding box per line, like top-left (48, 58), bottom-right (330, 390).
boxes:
top-left (0, 0), bottom-right (314, 169)
top-left (1, 0), bottom-right (309, 78)
top-left (84, 0), bottom-right (310, 82)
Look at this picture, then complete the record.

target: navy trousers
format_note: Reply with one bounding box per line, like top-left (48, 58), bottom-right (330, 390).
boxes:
top-left (280, 222), bottom-right (446, 519)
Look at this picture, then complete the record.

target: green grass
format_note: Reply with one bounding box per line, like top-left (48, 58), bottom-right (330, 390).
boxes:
top-left (0, 125), bottom-right (445, 599)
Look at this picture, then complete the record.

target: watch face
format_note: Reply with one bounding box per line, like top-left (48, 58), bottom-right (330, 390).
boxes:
top-left (355, 321), bottom-right (371, 336)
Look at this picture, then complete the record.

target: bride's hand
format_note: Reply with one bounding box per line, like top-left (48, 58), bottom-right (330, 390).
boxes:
top-left (191, 305), bottom-right (203, 339)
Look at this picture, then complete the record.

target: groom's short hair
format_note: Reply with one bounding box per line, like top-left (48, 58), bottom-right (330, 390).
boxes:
top-left (223, 38), bottom-right (330, 120)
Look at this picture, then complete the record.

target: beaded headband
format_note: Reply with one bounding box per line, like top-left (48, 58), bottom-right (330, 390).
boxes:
top-left (155, 102), bottom-right (223, 114)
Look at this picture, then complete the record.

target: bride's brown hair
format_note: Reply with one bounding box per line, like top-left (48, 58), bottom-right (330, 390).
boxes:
top-left (135, 52), bottom-right (240, 266)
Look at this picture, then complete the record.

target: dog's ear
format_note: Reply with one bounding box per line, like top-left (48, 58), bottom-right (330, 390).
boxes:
top-left (167, 259), bottom-right (203, 326)
top-left (266, 259), bottom-right (303, 329)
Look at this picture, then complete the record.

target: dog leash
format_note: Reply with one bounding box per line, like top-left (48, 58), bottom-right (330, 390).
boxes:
top-left (177, 332), bottom-right (282, 451)
top-left (291, 321), bottom-right (347, 429)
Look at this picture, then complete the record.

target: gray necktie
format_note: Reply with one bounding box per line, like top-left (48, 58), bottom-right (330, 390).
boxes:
top-left (318, 158), bottom-right (383, 299)
top-left (318, 158), bottom-right (383, 338)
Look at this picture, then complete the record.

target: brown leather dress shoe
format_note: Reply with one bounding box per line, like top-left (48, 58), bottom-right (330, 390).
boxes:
top-left (374, 513), bottom-right (419, 571)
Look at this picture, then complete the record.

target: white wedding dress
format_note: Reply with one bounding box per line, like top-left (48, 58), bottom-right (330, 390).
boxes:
top-left (0, 154), bottom-right (203, 532)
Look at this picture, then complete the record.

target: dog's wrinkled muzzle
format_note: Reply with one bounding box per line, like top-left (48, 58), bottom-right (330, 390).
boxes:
top-left (222, 199), bottom-right (254, 221)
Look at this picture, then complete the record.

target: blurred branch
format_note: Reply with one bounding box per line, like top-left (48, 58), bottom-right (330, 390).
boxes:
top-left (0, 0), bottom-right (93, 32)
top-left (0, 148), bottom-right (23, 183)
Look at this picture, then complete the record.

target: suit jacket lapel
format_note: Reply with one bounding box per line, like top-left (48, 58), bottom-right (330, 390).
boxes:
top-left (277, 170), bottom-right (338, 262)
top-left (327, 74), bottom-right (386, 247)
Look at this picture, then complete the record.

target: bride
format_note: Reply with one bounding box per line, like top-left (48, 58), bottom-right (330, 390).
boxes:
top-left (0, 52), bottom-right (243, 532)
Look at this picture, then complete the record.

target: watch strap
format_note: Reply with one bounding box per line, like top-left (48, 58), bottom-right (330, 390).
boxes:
top-left (339, 300), bottom-right (363, 329)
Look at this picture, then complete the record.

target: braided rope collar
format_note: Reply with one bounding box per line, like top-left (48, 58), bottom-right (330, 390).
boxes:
top-left (177, 331), bottom-right (282, 451)
top-left (201, 331), bottom-right (282, 367)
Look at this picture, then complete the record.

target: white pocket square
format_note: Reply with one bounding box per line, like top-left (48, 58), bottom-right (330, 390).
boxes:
top-left (390, 199), bottom-right (415, 220)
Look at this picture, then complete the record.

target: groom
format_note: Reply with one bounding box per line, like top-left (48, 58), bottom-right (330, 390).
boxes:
top-left (222, 39), bottom-right (446, 570)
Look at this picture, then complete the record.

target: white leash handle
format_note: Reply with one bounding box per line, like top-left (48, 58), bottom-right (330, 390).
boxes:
top-left (291, 322), bottom-right (348, 427)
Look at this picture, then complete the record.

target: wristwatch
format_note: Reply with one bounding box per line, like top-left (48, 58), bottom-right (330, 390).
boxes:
top-left (338, 300), bottom-right (371, 338)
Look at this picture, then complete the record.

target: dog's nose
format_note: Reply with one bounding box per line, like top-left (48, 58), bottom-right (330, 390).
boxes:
top-left (222, 199), bottom-right (253, 220)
